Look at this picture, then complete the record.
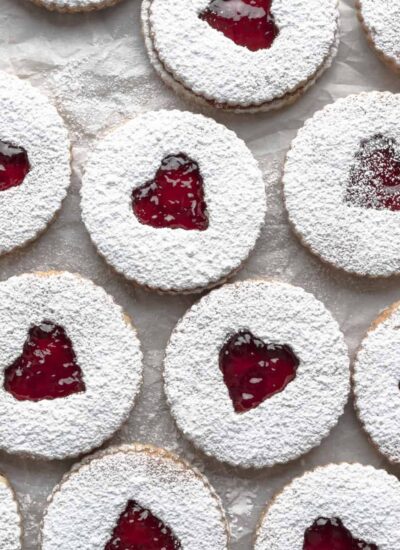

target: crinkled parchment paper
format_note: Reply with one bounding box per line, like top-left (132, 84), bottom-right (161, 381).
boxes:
top-left (1, 0), bottom-right (400, 547)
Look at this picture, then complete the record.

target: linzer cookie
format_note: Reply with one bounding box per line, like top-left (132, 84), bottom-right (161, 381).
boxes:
top-left (142, 0), bottom-right (340, 112)
top-left (254, 463), bottom-right (400, 549)
top-left (80, 110), bottom-right (266, 293)
top-left (0, 476), bottom-right (21, 550)
top-left (284, 92), bottom-right (400, 277)
top-left (28, 0), bottom-right (122, 13)
top-left (0, 72), bottom-right (70, 255)
top-left (164, 280), bottom-right (349, 468)
top-left (0, 272), bottom-right (143, 460)
top-left (41, 444), bottom-right (229, 550)
top-left (357, 1), bottom-right (400, 72)
top-left (354, 300), bottom-right (400, 464)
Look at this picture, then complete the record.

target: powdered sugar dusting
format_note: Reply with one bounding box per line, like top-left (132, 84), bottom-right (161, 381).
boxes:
top-left (358, 1), bottom-right (400, 68)
top-left (164, 280), bottom-right (349, 468)
top-left (0, 72), bottom-right (70, 256)
top-left (81, 110), bottom-right (266, 293)
top-left (41, 444), bottom-right (229, 550)
top-left (345, 134), bottom-right (400, 211)
top-left (1, 1), bottom-right (399, 549)
top-left (255, 464), bottom-right (400, 549)
top-left (0, 272), bottom-right (143, 459)
top-left (48, 43), bottom-right (184, 146)
top-left (354, 301), bottom-right (400, 463)
top-left (146, 0), bottom-right (339, 108)
top-left (0, 476), bottom-right (21, 550)
top-left (284, 92), bottom-right (400, 277)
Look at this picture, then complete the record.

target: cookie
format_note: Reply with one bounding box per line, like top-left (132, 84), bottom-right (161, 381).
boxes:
top-left (284, 92), bottom-right (400, 277)
top-left (353, 300), bottom-right (400, 464)
top-left (81, 110), bottom-right (266, 293)
top-left (41, 444), bottom-right (229, 550)
top-left (142, 0), bottom-right (339, 112)
top-left (0, 271), bottom-right (143, 460)
top-left (0, 475), bottom-right (21, 550)
top-left (0, 72), bottom-right (70, 256)
top-left (164, 280), bottom-right (349, 468)
top-left (357, 0), bottom-right (400, 73)
top-left (254, 463), bottom-right (400, 549)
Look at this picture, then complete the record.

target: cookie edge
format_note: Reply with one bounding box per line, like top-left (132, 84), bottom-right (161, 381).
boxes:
top-left (39, 442), bottom-right (230, 549)
top-left (27, 0), bottom-right (123, 13)
top-left (0, 270), bottom-right (144, 461)
top-left (282, 91), bottom-right (400, 279)
top-left (141, 0), bottom-right (340, 113)
top-left (163, 278), bottom-right (350, 469)
top-left (356, 0), bottom-right (400, 74)
top-left (0, 474), bottom-right (22, 550)
top-left (352, 299), bottom-right (400, 464)
top-left (253, 462), bottom-right (399, 549)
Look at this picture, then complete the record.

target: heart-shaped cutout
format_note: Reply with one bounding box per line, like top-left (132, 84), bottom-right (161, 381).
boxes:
top-left (132, 153), bottom-right (208, 231)
top-left (304, 517), bottom-right (378, 550)
top-left (346, 134), bottom-right (400, 211)
top-left (0, 140), bottom-right (30, 192)
top-left (4, 320), bottom-right (85, 401)
top-left (219, 330), bottom-right (298, 413)
top-left (199, 0), bottom-right (279, 52)
top-left (105, 500), bottom-right (181, 550)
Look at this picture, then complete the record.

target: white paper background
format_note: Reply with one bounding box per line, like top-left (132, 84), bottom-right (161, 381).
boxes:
top-left (1, 0), bottom-right (400, 547)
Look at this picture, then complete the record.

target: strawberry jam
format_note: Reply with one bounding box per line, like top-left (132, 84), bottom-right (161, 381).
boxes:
top-left (346, 134), bottom-right (400, 211)
top-left (219, 330), bottom-right (298, 413)
top-left (105, 500), bottom-right (181, 550)
top-left (304, 518), bottom-right (378, 550)
top-left (199, 0), bottom-right (279, 52)
top-left (4, 321), bottom-right (85, 401)
top-left (132, 153), bottom-right (208, 231)
top-left (0, 140), bottom-right (30, 191)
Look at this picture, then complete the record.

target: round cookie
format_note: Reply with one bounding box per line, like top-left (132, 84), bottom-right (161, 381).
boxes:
top-left (0, 72), bottom-right (70, 255)
top-left (0, 271), bottom-right (143, 460)
top-left (81, 110), bottom-right (266, 293)
top-left (142, 0), bottom-right (340, 112)
top-left (353, 300), bottom-right (400, 463)
top-left (27, 0), bottom-right (123, 13)
top-left (357, 1), bottom-right (400, 72)
top-left (164, 280), bottom-right (350, 468)
top-left (41, 444), bottom-right (229, 550)
top-left (0, 476), bottom-right (21, 550)
top-left (284, 92), bottom-right (400, 277)
top-left (254, 463), bottom-right (400, 549)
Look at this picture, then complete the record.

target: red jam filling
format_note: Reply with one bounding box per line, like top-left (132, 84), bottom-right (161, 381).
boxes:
top-left (199, 0), bottom-right (279, 52)
top-left (105, 500), bottom-right (181, 550)
top-left (0, 140), bottom-right (30, 191)
top-left (303, 518), bottom-right (378, 550)
top-left (132, 153), bottom-right (208, 231)
top-left (346, 134), bottom-right (400, 211)
top-left (219, 330), bottom-right (298, 413)
top-left (4, 321), bottom-right (85, 401)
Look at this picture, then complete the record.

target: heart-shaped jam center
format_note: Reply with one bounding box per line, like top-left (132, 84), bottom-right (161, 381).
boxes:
top-left (219, 330), bottom-right (298, 413)
top-left (132, 153), bottom-right (208, 231)
top-left (105, 500), bottom-right (181, 550)
top-left (4, 321), bottom-right (85, 401)
top-left (199, 0), bottom-right (279, 52)
top-left (304, 518), bottom-right (378, 550)
top-left (0, 140), bottom-right (30, 192)
top-left (346, 134), bottom-right (400, 211)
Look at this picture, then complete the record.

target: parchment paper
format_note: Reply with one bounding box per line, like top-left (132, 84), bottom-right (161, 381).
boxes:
top-left (1, 0), bottom-right (400, 547)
